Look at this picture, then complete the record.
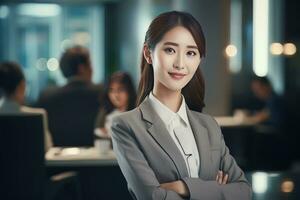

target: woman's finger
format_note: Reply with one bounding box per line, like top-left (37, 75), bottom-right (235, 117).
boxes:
top-left (222, 174), bottom-right (228, 184)
top-left (218, 171), bottom-right (223, 184)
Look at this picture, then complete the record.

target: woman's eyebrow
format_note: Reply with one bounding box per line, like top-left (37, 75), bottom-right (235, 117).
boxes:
top-left (163, 42), bottom-right (198, 49)
top-left (186, 45), bottom-right (198, 49)
top-left (163, 42), bottom-right (179, 46)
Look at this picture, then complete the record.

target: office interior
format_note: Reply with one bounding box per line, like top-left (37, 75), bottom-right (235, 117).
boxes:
top-left (0, 0), bottom-right (300, 199)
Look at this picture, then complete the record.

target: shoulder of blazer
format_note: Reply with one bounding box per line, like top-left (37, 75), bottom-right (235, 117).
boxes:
top-left (110, 107), bottom-right (145, 143)
top-left (189, 110), bottom-right (220, 130)
top-left (111, 107), bottom-right (142, 128)
top-left (188, 110), bottom-right (223, 143)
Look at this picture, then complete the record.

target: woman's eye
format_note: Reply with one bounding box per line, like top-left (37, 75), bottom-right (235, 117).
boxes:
top-left (164, 48), bottom-right (175, 54)
top-left (187, 51), bottom-right (197, 57)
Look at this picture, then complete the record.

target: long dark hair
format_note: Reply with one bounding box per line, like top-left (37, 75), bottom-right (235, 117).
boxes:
top-left (137, 11), bottom-right (206, 112)
top-left (104, 71), bottom-right (137, 113)
top-left (97, 71), bottom-right (137, 127)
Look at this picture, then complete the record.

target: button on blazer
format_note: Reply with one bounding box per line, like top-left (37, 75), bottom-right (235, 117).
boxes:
top-left (111, 97), bottom-right (252, 200)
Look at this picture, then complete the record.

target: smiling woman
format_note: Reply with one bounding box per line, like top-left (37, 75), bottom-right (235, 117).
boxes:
top-left (138, 11), bottom-right (206, 112)
top-left (144, 26), bottom-right (201, 93)
top-left (111, 11), bottom-right (252, 200)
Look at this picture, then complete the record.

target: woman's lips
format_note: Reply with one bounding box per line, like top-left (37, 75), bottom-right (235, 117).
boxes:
top-left (168, 72), bottom-right (186, 80)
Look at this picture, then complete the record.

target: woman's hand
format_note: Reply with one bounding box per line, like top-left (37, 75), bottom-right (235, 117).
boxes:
top-left (216, 170), bottom-right (228, 184)
top-left (100, 128), bottom-right (108, 134)
top-left (160, 180), bottom-right (189, 198)
top-left (160, 171), bottom-right (228, 197)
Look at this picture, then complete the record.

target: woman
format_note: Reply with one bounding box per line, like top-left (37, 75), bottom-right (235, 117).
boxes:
top-left (94, 71), bottom-right (136, 138)
top-left (111, 11), bottom-right (251, 200)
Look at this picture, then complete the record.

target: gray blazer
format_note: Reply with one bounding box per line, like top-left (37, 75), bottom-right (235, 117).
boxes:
top-left (111, 97), bottom-right (252, 200)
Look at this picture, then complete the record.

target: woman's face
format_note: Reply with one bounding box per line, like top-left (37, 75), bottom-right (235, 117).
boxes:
top-left (146, 26), bottom-right (201, 92)
top-left (108, 82), bottom-right (129, 110)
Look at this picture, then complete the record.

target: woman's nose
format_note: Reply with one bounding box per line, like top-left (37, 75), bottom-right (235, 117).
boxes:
top-left (173, 54), bottom-right (185, 70)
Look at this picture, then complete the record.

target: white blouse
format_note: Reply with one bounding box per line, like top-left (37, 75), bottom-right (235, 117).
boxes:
top-left (149, 92), bottom-right (200, 178)
top-left (95, 109), bottom-right (122, 138)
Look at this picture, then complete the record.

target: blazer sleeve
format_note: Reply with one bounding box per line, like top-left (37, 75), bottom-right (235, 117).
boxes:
top-left (111, 116), bottom-right (185, 200)
top-left (181, 116), bottom-right (252, 200)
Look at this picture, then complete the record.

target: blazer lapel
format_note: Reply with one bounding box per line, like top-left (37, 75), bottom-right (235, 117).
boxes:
top-left (139, 97), bottom-right (189, 178)
top-left (186, 107), bottom-right (212, 179)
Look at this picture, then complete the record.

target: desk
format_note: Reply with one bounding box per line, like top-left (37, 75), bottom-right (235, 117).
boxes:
top-left (214, 116), bottom-right (256, 170)
top-left (46, 147), bottom-right (131, 200)
top-left (214, 116), bottom-right (256, 127)
top-left (214, 115), bottom-right (289, 171)
top-left (46, 147), bottom-right (118, 167)
top-left (215, 116), bottom-right (278, 134)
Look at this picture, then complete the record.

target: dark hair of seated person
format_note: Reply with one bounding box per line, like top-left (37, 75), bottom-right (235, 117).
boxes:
top-left (0, 62), bottom-right (25, 97)
top-left (252, 76), bottom-right (272, 88)
top-left (59, 46), bottom-right (91, 78)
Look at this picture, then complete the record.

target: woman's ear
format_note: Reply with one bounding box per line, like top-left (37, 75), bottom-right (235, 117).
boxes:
top-left (143, 44), bottom-right (152, 64)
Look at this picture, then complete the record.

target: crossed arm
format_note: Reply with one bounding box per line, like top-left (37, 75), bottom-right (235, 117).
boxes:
top-left (111, 117), bottom-right (252, 200)
top-left (160, 171), bottom-right (229, 198)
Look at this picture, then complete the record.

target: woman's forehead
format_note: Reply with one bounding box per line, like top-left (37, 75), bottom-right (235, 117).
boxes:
top-left (158, 26), bottom-right (197, 47)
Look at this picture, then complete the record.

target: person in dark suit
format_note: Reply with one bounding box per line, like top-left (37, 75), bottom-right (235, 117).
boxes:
top-left (0, 61), bottom-right (53, 151)
top-left (37, 46), bottom-right (103, 146)
top-left (111, 11), bottom-right (251, 199)
top-left (250, 76), bottom-right (284, 128)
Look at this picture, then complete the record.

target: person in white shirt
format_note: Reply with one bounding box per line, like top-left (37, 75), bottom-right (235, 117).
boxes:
top-left (110, 11), bottom-right (251, 200)
top-left (94, 71), bottom-right (136, 138)
top-left (0, 61), bottom-right (53, 151)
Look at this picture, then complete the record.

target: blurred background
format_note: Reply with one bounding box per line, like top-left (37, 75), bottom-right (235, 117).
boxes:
top-left (0, 0), bottom-right (300, 199)
top-left (1, 0), bottom-right (299, 116)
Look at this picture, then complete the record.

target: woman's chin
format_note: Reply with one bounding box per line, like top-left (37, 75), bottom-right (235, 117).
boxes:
top-left (164, 84), bottom-right (185, 92)
top-left (166, 81), bottom-right (188, 91)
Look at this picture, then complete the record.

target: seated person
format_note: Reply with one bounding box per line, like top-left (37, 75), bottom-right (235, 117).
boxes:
top-left (94, 71), bottom-right (136, 138)
top-left (249, 76), bottom-right (284, 127)
top-left (0, 61), bottom-right (53, 151)
top-left (37, 46), bottom-right (103, 146)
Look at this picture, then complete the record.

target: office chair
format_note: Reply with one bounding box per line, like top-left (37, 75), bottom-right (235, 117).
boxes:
top-left (0, 113), bottom-right (81, 200)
